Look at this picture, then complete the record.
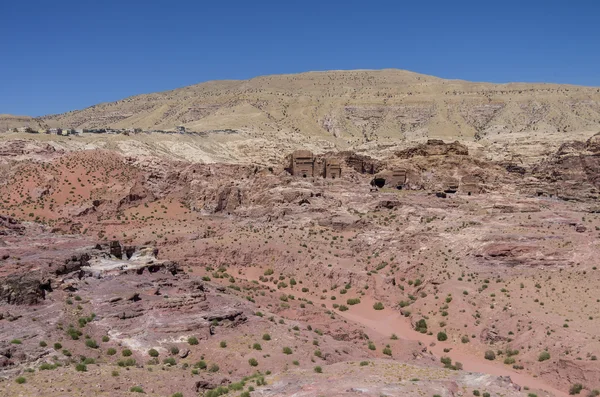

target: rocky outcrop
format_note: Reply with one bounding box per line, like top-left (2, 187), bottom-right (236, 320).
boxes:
top-left (215, 186), bottom-right (244, 214)
top-left (395, 140), bottom-right (469, 158)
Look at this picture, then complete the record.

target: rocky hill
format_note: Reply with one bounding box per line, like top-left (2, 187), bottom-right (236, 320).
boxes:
top-left (6, 69), bottom-right (600, 143)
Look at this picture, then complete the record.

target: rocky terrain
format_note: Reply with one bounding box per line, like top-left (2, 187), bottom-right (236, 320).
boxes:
top-left (0, 130), bottom-right (599, 397)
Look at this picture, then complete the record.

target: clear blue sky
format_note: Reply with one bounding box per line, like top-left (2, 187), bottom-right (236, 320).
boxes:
top-left (1, 0), bottom-right (599, 116)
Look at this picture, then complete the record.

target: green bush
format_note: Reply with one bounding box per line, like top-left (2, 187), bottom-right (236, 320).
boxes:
top-left (437, 332), bottom-right (448, 341)
top-left (538, 351), bottom-right (551, 362)
top-left (248, 358), bottom-right (258, 367)
top-left (373, 302), bottom-right (384, 310)
top-left (15, 376), bottom-right (26, 384)
top-left (473, 390), bottom-right (480, 396)
top-left (383, 347), bottom-right (392, 356)
top-left (85, 339), bottom-right (98, 349)
top-left (107, 348), bottom-right (117, 355)
top-left (163, 357), bottom-right (177, 366)
top-left (569, 384), bottom-right (583, 395)
top-left (338, 305), bottom-right (349, 311)
top-left (484, 350), bottom-right (496, 360)
top-left (122, 349), bottom-right (132, 357)
top-left (262, 333), bottom-right (271, 341)
top-left (194, 360), bottom-right (207, 369)
top-left (314, 366), bottom-right (322, 373)
top-left (415, 319), bottom-right (428, 333)
top-left (360, 361), bottom-right (369, 366)
top-left (102, 335), bottom-right (110, 342)
top-left (208, 363), bottom-right (219, 372)
top-left (188, 336), bottom-right (199, 345)
top-left (75, 363), bottom-right (87, 372)
top-left (148, 349), bottom-right (159, 357)
top-left (10, 339), bottom-right (22, 344)
top-left (53, 342), bottom-right (62, 350)
top-left (219, 341), bottom-right (227, 348)
top-left (461, 335), bottom-right (470, 343)
top-left (347, 298), bottom-right (361, 305)
top-left (130, 386), bottom-right (145, 393)
top-left (283, 347), bottom-right (293, 355)
top-left (39, 341), bottom-right (47, 347)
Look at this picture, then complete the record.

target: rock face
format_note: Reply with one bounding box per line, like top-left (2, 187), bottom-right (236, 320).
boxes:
top-left (395, 140), bottom-right (469, 158)
top-left (215, 186), bottom-right (244, 213)
top-left (0, 273), bottom-right (50, 305)
top-left (0, 216), bottom-right (25, 236)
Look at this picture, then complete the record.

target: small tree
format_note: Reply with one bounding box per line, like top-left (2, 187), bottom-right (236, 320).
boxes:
top-left (437, 331), bottom-right (448, 341)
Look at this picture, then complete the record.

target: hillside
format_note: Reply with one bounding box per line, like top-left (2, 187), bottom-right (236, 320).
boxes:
top-left (3, 69), bottom-right (600, 164)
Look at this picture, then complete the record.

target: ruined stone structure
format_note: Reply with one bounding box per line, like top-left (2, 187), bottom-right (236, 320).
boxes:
top-left (444, 178), bottom-right (460, 193)
top-left (290, 150), bottom-right (341, 179)
top-left (291, 150), bottom-right (315, 177)
top-left (325, 159), bottom-right (342, 179)
top-left (461, 175), bottom-right (482, 195)
top-left (371, 168), bottom-right (407, 189)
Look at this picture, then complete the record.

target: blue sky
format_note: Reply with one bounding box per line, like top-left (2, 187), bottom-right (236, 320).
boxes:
top-left (1, 0), bottom-right (599, 116)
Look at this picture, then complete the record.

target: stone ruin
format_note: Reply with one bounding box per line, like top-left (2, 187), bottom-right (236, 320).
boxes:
top-left (371, 168), bottom-right (407, 189)
top-left (289, 150), bottom-right (342, 179)
top-left (460, 175), bottom-right (482, 195)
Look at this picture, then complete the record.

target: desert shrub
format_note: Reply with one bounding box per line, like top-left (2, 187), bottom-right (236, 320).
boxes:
top-left (102, 335), bottom-right (110, 342)
top-left (15, 376), bottom-right (26, 384)
top-left (248, 358), bottom-right (258, 367)
top-left (194, 360), bottom-right (207, 369)
top-left (441, 356), bottom-right (452, 366)
top-left (282, 347), bottom-right (293, 355)
top-left (383, 347), bottom-right (392, 356)
top-left (163, 357), bottom-right (176, 366)
top-left (373, 302), bottom-right (384, 310)
top-left (264, 269), bottom-right (274, 276)
top-left (39, 341), bottom-right (47, 347)
top-left (170, 346), bottom-right (180, 355)
top-left (314, 366), bottom-right (322, 373)
top-left (253, 343), bottom-right (262, 350)
top-left (130, 386), bottom-right (144, 393)
top-left (107, 348), bottom-right (117, 355)
top-left (148, 349), bottom-right (159, 357)
top-left (208, 363), bottom-right (219, 372)
top-left (483, 393), bottom-right (491, 397)
top-left (347, 298), bottom-right (361, 305)
top-left (188, 336), bottom-right (199, 345)
top-left (85, 339), bottom-right (98, 349)
top-left (172, 393), bottom-right (184, 397)
top-left (75, 363), bottom-right (87, 372)
top-left (53, 342), bottom-right (62, 350)
top-left (538, 351), bottom-right (551, 362)
top-left (219, 341), bottom-right (227, 348)
top-left (504, 357), bottom-right (515, 365)
top-left (415, 319), bottom-right (428, 333)
top-left (122, 349), bottom-right (133, 357)
top-left (484, 350), bottom-right (496, 360)
top-left (437, 332), bottom-right (448, 341)
top-left (570, 384), bottom-right (584, 395)
top-left (360, 361), bottom-right (369, 366)
top-left (473, 390), bottom-right (480, 396)
top-left (10, 339), bottom-right (22, 344)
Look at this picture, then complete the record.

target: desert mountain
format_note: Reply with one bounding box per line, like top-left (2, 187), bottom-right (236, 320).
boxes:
top-left (3, 69), bottom-right (600, 164)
